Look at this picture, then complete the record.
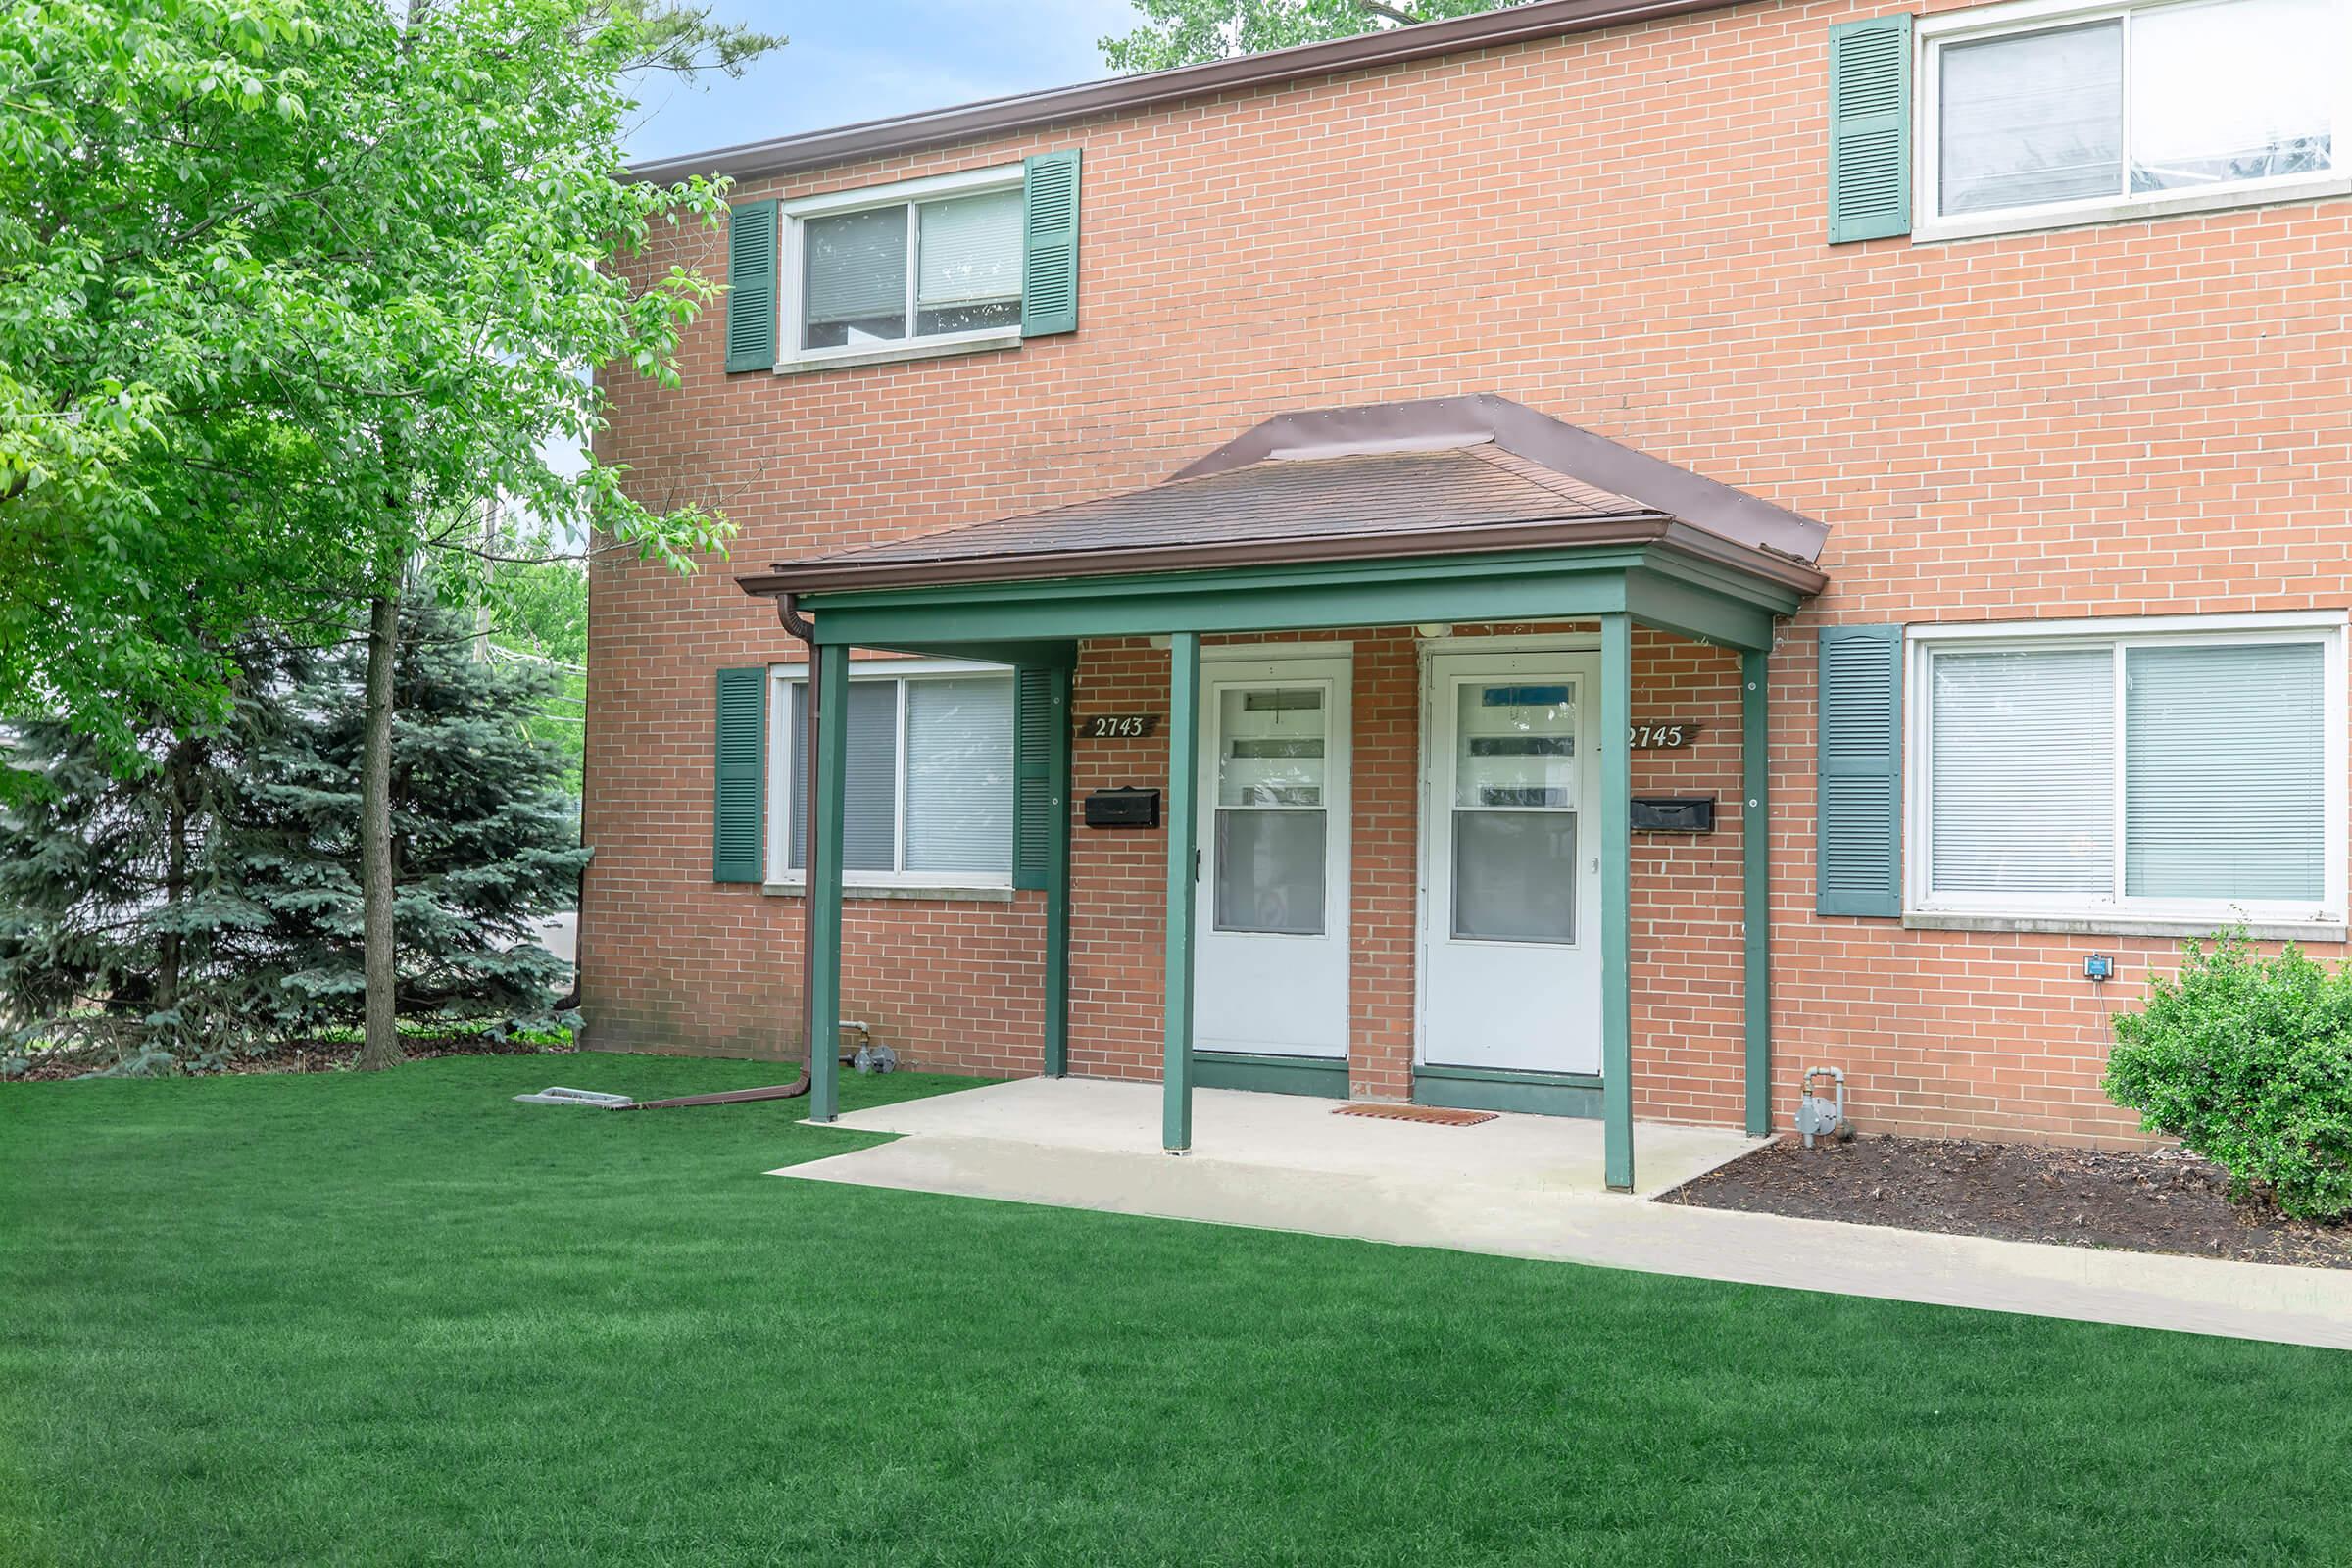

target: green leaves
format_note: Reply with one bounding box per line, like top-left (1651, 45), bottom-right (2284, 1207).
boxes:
top-left (2107, 932), bottom-right (2352, 1220)
top-left (0, 596), bottom-right (590, 1068)
top-left (1101, 0), bottom-right (1509, 73)
top-left (0, 0), bottom-right (760, 777)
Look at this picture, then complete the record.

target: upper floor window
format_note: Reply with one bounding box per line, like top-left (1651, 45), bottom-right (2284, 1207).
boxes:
top-left (799, 182), bottom-right (1023, 353)
top-left (724, 151), bottom-right (1078, 374)
top-left (1917, 0), bottom-right (2350, 238)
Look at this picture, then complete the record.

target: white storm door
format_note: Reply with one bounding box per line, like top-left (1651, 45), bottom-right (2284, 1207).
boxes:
top-left (1419, 650), bottom-right (1604, 1075)
top-left (1194, 655), bottom-right (1351, 1059)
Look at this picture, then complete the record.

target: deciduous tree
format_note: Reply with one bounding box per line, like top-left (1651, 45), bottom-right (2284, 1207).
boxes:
top-left (1101, 0), bottom-right (1512, 73)
top-left (1, 0), bottom-right (777, 1065)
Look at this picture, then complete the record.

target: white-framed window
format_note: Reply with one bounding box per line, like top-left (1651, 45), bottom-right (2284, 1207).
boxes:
top-left (778, 166), bottom-right (1023, 368)
top-left (764, 660), bottom-right (1015, 888)
top-left (1906, 612), bottom-right (2347, 927)
top-left (1915, 0), bottom-right (2352, 240)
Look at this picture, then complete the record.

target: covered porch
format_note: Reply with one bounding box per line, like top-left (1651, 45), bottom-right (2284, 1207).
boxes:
top-left (743, 395), bottom-right (1828, 1193)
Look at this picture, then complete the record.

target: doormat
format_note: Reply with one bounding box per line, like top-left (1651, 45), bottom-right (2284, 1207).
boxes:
top-left (1333, 1102), bottom-right (1496, 1127)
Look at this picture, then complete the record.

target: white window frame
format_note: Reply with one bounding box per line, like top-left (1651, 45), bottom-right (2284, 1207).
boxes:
top-left (763, 658), bottom-right (1015, 890)
top-left (1914, 0), bottom-right (2352, 242)
top-left (1904, 611), bottom-right (2348, 930)
top-left (775, 165), bottom-right (1024, 370)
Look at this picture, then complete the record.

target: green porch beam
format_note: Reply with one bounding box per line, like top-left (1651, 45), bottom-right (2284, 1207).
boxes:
top-left (1741, 649), bottom-right (1773, 1137)
top-left (832, 638), bottom-right (1079, 668)
top-left (1624, 566), bottom-right (1777, 652)
top-left (1599, 612), bottom-right (1635, 1193)
top-left (1162, 631), bottom-right (1200, 1153)
top-left (1044, 662), bottom-right (1073, 1078)
top-left (808, 550), bottom-right (1650, 646)
top-left (806, 642), bottom-right (850, 1123)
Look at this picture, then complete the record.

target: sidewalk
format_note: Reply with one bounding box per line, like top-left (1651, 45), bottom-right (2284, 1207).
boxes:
top-left (774, 1079), bottom-right (2352, 1350)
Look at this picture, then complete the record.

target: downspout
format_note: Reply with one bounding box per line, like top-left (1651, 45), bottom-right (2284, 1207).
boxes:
top-left (774, 592), bottom-right (821, 1098)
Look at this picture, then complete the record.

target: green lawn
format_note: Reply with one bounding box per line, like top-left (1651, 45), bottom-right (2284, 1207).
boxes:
top-left (4, 1057), bottom-right (2348, 1566)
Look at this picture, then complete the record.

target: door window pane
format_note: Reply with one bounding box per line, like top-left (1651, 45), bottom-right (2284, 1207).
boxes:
top-left (905, 677), bottom-right (1012, 874)
top-left (1456, 682), bottom-right (1576, 808)
top-left (1940, 21), bottom-right (2124, 214)
top-left (2126, 643), bottom-right (2325, 901)
top-left (2131, 0), bottom-right (2334, 193)
top-left (1452, 811), bottom-right (1577, 944)
top-left (1214, 809), bottom-right (1326, 935)
top-left (916, 190), bottom-right (1023, 335)
top-left (803, 207), bottom-right (907, 350)
top-left (1929, 647), bottom-right (2116, 897)
top-left (1216, 687), bottom-right (1325, 806)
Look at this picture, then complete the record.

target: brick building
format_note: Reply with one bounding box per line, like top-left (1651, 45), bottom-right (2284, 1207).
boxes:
top-left (589, 0), bottom-right (2352, 1182)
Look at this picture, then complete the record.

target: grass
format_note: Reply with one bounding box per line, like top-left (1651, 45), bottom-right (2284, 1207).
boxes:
top-left (4, 1056), bottom-right (2350, 1566)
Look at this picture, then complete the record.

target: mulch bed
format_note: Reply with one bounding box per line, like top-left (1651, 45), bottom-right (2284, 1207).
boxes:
top-left (9, 1034), bottom-right (573, 1083)
top-left (1663, 1133), bottom-right (2352, 1270)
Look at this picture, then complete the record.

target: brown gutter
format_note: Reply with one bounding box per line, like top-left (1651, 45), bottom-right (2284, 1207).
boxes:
top-left (630, 0), bottom-right (1752, 185)
top-left (737, 514), bottom-right (1829, 600)
top-left (767, 594), bottom-right (818, 1104)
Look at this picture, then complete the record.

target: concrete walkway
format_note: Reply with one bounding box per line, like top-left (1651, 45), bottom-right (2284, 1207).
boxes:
top-left (776, 1078), bottom-right (2352, 1350)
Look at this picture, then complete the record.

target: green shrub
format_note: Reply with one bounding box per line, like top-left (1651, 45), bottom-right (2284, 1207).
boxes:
top-left (2106, 933), bottom-right (2352, 1220)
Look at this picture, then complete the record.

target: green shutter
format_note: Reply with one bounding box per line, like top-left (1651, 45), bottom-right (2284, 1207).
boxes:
top-left (1827, 15), bottom-right (1913, 243)
top-left (1011, 665), bottom-right (1065, 890)
top-left (713, 666), bottom-right (766, 883)
top-left (1020, 150), bottom-right (1081, 338)
top-left (1817, 626), bottom-right (1903, 916)
top-left (725, 198), bottom-right (778, 372)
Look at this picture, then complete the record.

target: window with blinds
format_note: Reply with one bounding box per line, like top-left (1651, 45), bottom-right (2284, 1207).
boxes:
top-left (798, 184), bottom-right (1023, 353)
top-left (1929, 647), bottom-right (2116, 897)
top-left (777, 668), bottom-right (1015, 885)
top-left (1915, 625), bottom-right (2339, 920)
top-left (1922, 0), bottom-right (2346, 234)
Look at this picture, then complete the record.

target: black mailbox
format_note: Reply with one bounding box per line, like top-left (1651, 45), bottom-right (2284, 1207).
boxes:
top-left (1084, 787), bottom-right (1161, 828)
top-left (1631, 796), bottom-right (1715, 834)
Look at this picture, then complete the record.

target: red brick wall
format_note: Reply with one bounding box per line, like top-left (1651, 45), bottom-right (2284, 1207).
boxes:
top-left (1056, 625), bottom-right (1747, 1122)
top-left (585, 0), bottom-right (2352, 1146)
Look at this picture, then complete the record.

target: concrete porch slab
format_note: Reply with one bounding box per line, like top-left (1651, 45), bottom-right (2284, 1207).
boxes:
top-left (776, 1079), bottom-right (2352, 1350)
top-left (813, 1076), bottom-right (1763, 1199)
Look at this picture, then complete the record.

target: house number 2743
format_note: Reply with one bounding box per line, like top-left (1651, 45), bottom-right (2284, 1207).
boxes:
top-left (1082, 714), bottom-right (1157, 738)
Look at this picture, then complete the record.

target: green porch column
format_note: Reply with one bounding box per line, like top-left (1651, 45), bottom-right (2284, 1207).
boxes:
top-left (807, 642), bottom-right (850, 1124)
top-left (1045, 662), bottom-right (1073, 1078)
top-left (1599, 612), bottom-right (1634, 1192)
top-left (1162, 632), bottom-right (1200, 1153)
top-left (1741, 649), bottom-right (1772, 1138)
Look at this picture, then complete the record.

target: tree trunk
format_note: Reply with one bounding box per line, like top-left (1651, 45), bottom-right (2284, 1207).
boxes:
top-left (357, 584), bottom-right (403, 1070)
top-left (156, 736), bottom-right (196, 1025)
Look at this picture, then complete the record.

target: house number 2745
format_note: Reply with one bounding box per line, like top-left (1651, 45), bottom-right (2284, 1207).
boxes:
top-left (1629, 724), bottom-right (1699, 749)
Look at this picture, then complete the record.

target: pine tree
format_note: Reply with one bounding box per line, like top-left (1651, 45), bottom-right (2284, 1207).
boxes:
top-left (0, 642), bottom-right (317, 1068)
top-left (0, 598), bottom-right (584, 1072)
top-left (245, 595), bottom-right (588, 1033)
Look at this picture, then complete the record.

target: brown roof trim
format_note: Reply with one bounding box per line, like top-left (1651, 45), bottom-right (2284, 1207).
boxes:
top-left (630, 0), bottom-right (1751, 186)
top-left (737, 514), bottom-right (1829, 599)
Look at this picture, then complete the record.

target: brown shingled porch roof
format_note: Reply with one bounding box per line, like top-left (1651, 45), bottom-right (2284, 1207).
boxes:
top-left (739, 395), bottom-right (1830, 600)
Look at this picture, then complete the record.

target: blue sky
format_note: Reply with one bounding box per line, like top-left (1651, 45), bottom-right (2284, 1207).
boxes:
top-left (624, 0), bottom-right (1146, 165)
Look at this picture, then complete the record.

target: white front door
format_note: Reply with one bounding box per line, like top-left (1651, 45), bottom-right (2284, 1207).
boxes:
top-left (1419, 648), bottom-right (1604, 1075)
top-left (1194, 653), bottom-right (1351, 1059)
